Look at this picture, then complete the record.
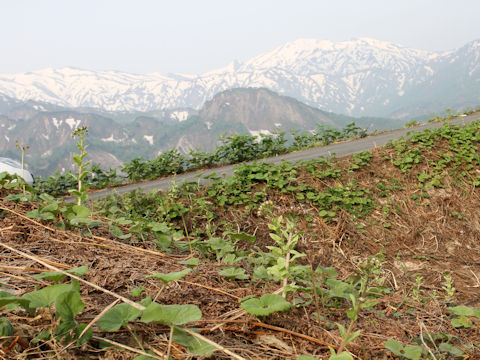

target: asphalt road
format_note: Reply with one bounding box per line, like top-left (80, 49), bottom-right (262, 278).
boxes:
top-left (83, 113), bottom-right (480, 201)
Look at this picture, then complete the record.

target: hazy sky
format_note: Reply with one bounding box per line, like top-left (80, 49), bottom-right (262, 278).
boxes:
top-left (1, 0), bottom-right (479, 75)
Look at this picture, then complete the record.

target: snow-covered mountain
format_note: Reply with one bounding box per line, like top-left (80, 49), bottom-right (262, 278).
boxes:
top-left (0, 38), bottom-right (478, 118)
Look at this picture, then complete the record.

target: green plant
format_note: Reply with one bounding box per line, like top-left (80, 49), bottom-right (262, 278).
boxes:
top-left (26, 192), bottom-right (99, 229)
top-left (218, 267), bottom-right (249, 280)
top-left (266, 214), bottom-right (305, 297)
top-left (385, 339), bottom-right (423, 359)
top-left (0, 277), bottom-right (92, 347)
top-left (405, 120), bottom-right (418, 128)
top-left (350, 150), bottom-right (372, 169)
top-left (448, 305), bottom-right (480, 329)
top-left (411, 275), bottom-right (423, 302)
top-left (122, 149), bottom-right (188, 181)
top-left (240, 293), bottom-right (291, 317)
top-left (140, 303), bottom-right (213, 358)
top-left (329, 253), bottom-right (388, 358)
top-left (146, 268), bottom-right (192, 301)
top-left (69, 126), bottom-right (91, 206)
top-left (442, 272), bottom-right (455, 302)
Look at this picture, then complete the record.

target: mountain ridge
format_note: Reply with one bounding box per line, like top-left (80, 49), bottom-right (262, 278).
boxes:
top-left (0, 38), bottom-right (478, 118)
top-left (0, 88), bottom-right (395, 176)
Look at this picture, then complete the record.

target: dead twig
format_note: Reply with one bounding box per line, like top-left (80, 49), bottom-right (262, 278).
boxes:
top-left (252, 321), bottom-right (340, 349)
top-left (0, 241), bottom-right (144, 310)
top-left (183, 328), bottom-right (247, 360)
top-left (92, 336), bottom-right (166, 360)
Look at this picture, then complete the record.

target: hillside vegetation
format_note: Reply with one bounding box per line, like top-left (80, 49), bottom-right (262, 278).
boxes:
top-left (0, 88), bottom-right (396, 177)
top-left (1, 119), bottom-right (480, 359)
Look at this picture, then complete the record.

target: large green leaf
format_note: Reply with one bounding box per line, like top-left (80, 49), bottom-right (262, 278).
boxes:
top-left (33, 265), bottom-right (88, 282)
top-left (217, 267), bottom-right (249, 280)
top-left (329, 352), bottom-right (354, 360)
top-left (0, 291), bottom-right (31, 311)
top-left (403, 345), bottom-right (422, 360)
top-left (385, 339), bottom-right (404, 356)
top-left (145, 268), bottom-right (191, 284)
top-left (448, 305), bottom-right (474, 316)
top-left (227, 231), bottom-right (256, 242)
top-left (438, 342), bottom-right (464, 356)
top-left (385, 339), bottom-right (422, 360)
top-left (179, 258), bottom-right (199, 267)
top-left (22, 283), bottom-right (75, 309)
top-left (140, 303), bottom-right (202, 326)
top-left (72, 205), bottom-right (90, 218)
top-left (240, 294), bottom-right (291, 317)
top-left (75, 323), bottom-right (93, 346)
top-left (132, 351), bottom-right (156, 360)
top-left (0, 318), bottom-right (14, 336)
top-left (451, 315), bottom-right (473, 328)
top-left (172, 327), bottom-right (216, 356)
top-left (55, 290), bottom-right (85, 320)
top-left (98, 303), bottom-right (143, 331)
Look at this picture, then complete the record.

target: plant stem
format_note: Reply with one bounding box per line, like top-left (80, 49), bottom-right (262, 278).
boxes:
top-left (126, 324), bottom-right (144, 351)
top-left (181, 214), bottom-right (192, 254)
top-left (281, 232), bottom-right (293, 298)
top-left (166, 325), bottom-right (174, 359)
top-left (153, 283), bottom-right (166, 302)
top-left (309, 262), bottom-right (323, 324)
top-left (337, 318), bottom-right (356, 354)
top-left (77, 138), bottom-right (84, 206)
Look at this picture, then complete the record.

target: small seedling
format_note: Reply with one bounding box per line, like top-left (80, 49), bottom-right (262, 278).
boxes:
top-left (442, 272), bottom-right (455, 302)
top-left (411, 275), bottom-right (423, 302)
top-left (146, 268), bottom-right (192, 301)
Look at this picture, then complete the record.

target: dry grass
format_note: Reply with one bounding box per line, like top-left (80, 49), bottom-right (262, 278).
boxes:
top-left (1, 136), bottom-right (480, 359)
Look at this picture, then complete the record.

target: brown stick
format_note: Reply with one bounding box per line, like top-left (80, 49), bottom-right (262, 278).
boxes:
top-left (0, 205), bottom-right (179, 260)
top-left (0, 271), bottom-right (47, 286)
top-left (183, 328), bottom-right (247, 360)
top-left (0, 225), bottom-right (14, 232)
top-left (0, 265), bottom-right (47, 273)
top-left (92, 336), bottom-right (165, 360)
top-left (178, 280), bottom-right (241, 300)
top-left (61, 299), bottom-right (121, 353)
top-left (252, 321), bottom-right (339, 349)
top-left (0, 241), bottom-right (144, 310)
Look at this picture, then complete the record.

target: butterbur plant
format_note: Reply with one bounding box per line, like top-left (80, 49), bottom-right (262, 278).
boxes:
top-left (70, 126), bottom-right (91, 206)
top-left (240, 293), bottom-right (291, 317)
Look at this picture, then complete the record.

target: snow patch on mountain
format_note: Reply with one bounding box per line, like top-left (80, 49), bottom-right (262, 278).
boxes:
top-left (170, 110), bottom-right (189, 122)
top-left (52, 118), bottom-right (60, 129)
top-left (249, 129), bottom-right (273, 137)
top-left (143, 135), bottom-right (153, 145)
top-left (65, 117), bottom-right (81, 130)
top-left (101, 134), bottom-right (123, 143)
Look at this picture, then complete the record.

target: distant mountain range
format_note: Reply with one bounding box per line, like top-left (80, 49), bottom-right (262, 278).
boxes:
top-left (0, 88), bottom-right (394, 176)
top-left (0, 38), bottom-right (478, 118)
